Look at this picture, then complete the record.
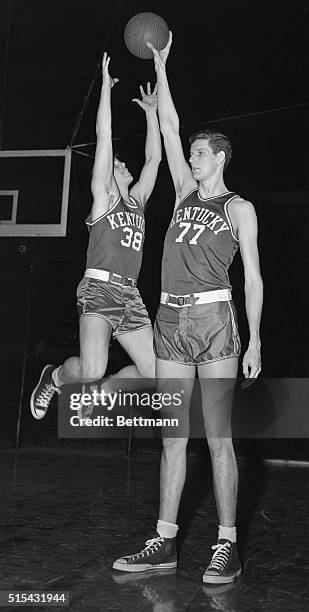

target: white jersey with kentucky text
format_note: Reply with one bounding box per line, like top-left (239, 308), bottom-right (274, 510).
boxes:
top-left (86, 195), bottom-right (145, 279)
top-left (162, 189), bottom-right (239, 294)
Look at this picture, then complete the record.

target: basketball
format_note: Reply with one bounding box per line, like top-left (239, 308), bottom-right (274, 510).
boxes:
top-left (124, 13), bottom-right (169, 60)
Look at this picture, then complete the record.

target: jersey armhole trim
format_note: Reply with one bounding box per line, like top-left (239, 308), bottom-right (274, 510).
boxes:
top-left (86, 196), bottom-right (121, 226)
top-left (125, 195), bottom-right (140, 209)
top-left (174, 188), bottom-right (198, 213)
top-left (224, 195), bottom-right (239, 242)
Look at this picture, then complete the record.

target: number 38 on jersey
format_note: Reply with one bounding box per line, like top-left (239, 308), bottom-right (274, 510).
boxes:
top-left (121, 227), bottom-right (143, 251)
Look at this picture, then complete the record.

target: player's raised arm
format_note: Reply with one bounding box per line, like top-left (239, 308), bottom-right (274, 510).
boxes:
top-left (147, 33), bottom-right (196, 202)
top-left (90, 53), bottom-right (120, 222)
top-left (129, 82), bottom-right (161, 207)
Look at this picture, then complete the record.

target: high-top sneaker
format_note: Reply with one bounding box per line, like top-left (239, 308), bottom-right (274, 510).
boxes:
top-left (30, 365), bottom-right (60, 420)
top-left (113, 533), bottom-right (177, 573)
top-left (203, 539), bottom-right (242, 584)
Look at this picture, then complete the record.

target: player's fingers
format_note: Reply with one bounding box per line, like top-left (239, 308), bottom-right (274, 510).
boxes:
top-left (132, 98), bottom-right (142, 107)
top-left (139, 84), bottom-right (145, 97)
top-left (147, 81), bottom-right (151, 95)
top-left (146, 41), bottom-right (156, 53)
top-left (153, 83), bottom-right (158, 95)
top-left (242, 360), bottom-right (249, 378)
top-left (250, 362), bottom-right (260, 378)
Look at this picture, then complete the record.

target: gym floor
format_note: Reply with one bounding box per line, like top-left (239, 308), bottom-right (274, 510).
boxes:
top-left (0, 444), bottom-right (308, 611)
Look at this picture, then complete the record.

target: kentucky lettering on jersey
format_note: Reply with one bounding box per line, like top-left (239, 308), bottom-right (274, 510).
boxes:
top-left (162, 190), bottom-right (239, 295)
top-left (107, 210), bottom-right (145, 231)
top-left (85, 195), bottom-right (145, 279)
top-left (170, 206), bottom-right (229, 235)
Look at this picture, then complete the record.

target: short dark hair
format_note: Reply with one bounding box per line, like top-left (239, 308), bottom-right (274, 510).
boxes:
top-left (189, 130), bottom-right (232, 170)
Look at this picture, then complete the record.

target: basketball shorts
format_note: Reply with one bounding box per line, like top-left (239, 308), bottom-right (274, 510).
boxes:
top-left (154, 301), bottom-right (241, 365)
top-left (76, 276), bottom-right (151, 337)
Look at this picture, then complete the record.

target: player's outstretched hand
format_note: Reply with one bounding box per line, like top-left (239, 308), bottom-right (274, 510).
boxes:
top-left (132, 82), bottom-right (158, 113)
top-left (102, 52), bottom-right (119, 88)
top-left (146, 31), bottom-right (173, 70)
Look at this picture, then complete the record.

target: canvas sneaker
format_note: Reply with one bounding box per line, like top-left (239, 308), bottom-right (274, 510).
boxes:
top-left (113, 533), bottom-right (177, 573)
top-left (30, 365), bottom-right (60, 420)
top-left (203, 539), bottom-right (242, 584)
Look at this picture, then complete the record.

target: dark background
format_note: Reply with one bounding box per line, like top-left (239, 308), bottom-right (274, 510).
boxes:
top-left (0, 0), bottom-right (308, 448)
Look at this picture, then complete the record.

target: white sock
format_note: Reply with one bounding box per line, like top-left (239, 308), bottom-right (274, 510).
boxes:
top-left (52, 366), bottom-right (63, 388)
top-left (218, 525), bottom-right (236, 543)
top-left (157, 519), bottom-right (179, 539)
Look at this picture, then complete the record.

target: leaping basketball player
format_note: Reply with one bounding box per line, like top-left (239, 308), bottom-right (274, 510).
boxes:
top-left (113, 34), bottom-right (263, 584)
top-left (30, 53), bottom-right (161, 419)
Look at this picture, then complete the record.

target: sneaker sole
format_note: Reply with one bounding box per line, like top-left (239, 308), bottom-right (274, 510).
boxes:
top-left (202, 568), bottom-right (242, 584)
top-left (112, 567), bottom-right (176, 583)
top-left (30, 364), bottom-right (54, 420)
top-left (112, 560), bottom-right (177, 573)
top-left (202, 582), bottom-right (236, 595)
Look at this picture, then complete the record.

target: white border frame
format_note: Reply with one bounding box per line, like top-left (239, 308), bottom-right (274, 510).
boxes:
top-left (0, 189), bottom-right (18, 223)
top-left (0, 149), bottom-right (71, 236)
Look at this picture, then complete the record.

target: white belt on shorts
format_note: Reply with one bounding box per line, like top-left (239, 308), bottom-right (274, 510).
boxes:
top-left (160, 288), bottom-right (232, 308)
top-left (84, 268), bottom-right (137, 288)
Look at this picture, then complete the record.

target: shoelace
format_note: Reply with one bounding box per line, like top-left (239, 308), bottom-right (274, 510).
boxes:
top-left (208, 542), bottom-right (231, 572)
top-left (36, 383), bottom-right (60, 408)
top-left (131, 536), bottom-right (164, 560)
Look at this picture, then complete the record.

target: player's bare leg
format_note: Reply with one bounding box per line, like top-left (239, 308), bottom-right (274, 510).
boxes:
top-left (156, 359), bottom-right (195, 524)
top-left (110, 324), bottom-right (155, 386)
top-left (198, 356), bottom-right (241, 583)
top-left (58, 314), bottom-right (112, 384)
top-left (85, 325), bottom-right (156, 416)
top-left (198, 357), bottom-right (238, 526)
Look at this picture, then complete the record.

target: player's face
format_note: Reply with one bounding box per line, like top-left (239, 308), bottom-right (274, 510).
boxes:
top-left (189, 139), bottom-right (222, 181)
top-left (113, 158), bottom-right (133, 187)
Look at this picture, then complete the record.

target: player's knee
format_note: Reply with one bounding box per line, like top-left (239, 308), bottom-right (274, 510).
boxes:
top-left (162, 437), bottom-right (188, 455)
top-left (80, 360), bottom-right (106, 382)
top-left (207, 436), bottom-right (234, 456)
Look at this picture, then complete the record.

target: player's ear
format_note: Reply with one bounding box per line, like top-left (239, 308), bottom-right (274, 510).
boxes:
top-left (217, 151), bottom-right (225, 166)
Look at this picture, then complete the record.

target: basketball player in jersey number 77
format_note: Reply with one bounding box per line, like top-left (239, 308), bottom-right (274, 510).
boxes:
top-left (113, 34), bottom-right (263, 584)
top-left (30, 52), bottom-right (161, 419)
